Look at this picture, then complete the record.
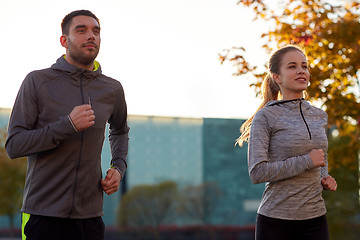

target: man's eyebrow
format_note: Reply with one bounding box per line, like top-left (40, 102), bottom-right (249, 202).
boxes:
top-left (74, 25), bottom-right (86, 30)
top-left (74, 25), bottom-right (101, 31)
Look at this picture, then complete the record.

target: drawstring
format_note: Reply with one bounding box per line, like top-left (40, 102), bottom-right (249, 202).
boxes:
top-left (299, 101), bottom-right (312, 140)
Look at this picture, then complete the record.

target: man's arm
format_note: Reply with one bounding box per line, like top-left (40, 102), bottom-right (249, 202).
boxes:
top-left (6, 73), bottom-right (95, 159)
top-left (5, 74), bottom-right (75, 158)
top-left (101, 83), bottom-right (129, 195)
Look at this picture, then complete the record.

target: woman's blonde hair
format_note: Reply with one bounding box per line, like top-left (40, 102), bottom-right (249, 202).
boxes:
top-left (236, 45), bottom-right (307, 146)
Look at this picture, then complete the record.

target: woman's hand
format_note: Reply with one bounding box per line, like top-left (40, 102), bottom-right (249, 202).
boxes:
top-left (309, 149), bottom-right (325, 167)
top-left (321, 175), bottom-right (337, 191)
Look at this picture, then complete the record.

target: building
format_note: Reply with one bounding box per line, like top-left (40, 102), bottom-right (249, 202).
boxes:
top-left (0, 108), bottom-right (9, 127)
top-left (0, 109), bottom-right (263, 229)
top-left (126, 115), bottom-right (203, 188)
top-left (203, 118), bottom-right (263, 225)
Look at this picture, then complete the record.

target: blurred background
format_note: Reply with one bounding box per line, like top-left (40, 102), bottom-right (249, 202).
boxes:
top-left (1, 0), bottom-right (360, 239)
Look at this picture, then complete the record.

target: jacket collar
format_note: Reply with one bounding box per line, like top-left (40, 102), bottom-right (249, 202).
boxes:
top-left (267, 98), bottom-right (304, 106)
top-left (266, 98), bottom-right (311, 110)
top-left (51, 55), bottom-right (102, 81)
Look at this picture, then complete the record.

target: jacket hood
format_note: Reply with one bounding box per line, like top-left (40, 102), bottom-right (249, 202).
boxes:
top-left (51, 55), bottom-right (102, 83)
top-left (266, 98), bottom-right (311, 111)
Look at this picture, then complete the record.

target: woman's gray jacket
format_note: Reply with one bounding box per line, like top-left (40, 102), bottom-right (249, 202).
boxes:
top-left (248, 99), bottom-right (328, 220)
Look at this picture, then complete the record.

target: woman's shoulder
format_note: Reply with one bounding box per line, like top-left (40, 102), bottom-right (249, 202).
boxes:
top-left (256, 101), bottom-right (285, 117)
top-left (304, 101), bottom-right (328, 118)
top-left (253, 105), bottom-right (280, 125)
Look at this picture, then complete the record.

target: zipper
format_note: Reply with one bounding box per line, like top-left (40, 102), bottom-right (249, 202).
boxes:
top-left (299, 100), bottom-right (312, 140)
top-left (68, 72), bottom-right (85, 217)
top-left (269, 98), bottom-right (312, 140)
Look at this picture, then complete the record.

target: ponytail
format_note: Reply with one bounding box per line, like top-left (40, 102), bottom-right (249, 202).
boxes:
top-left (236, 74), bottom-right (281, 146)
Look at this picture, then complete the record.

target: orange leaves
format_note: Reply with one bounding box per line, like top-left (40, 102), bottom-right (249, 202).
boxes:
top-left (218, 47), bottom-right (256, 76)
top-left (221, 0), bottom-right (360, 170)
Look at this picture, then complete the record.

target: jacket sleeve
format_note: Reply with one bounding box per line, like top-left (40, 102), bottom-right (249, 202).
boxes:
top-left (248, 110), bottom-right (314, 184)
top-left (320, 112), bottom-right (329, 179)
top-left (320, 155), bottom-right (329, 178)
top-left (108, 83), bottom-right (129, 179)
top-left (5, 73), bottom-right (77, 159)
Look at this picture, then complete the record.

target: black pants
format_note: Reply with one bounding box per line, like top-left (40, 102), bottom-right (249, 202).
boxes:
top-left (255, 214), bottom-right (329, 240)
top-left (23, 214), bottom-right (105, 240)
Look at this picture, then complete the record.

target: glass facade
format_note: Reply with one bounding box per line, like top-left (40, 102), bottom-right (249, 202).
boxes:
top-left (0, 110), bottom-right (263, 229)
top-left (126, 115), bottom-right (203, 188)
top-left (203, 118), bottom-right (263, 225)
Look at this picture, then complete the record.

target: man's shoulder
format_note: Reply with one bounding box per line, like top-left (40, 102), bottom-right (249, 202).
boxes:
top-left (17, 67), bottom-right (62, 93)
top-left (26, 67), bottom-right (59, 79)
top-left (97, 73), bottom-right (124, 89)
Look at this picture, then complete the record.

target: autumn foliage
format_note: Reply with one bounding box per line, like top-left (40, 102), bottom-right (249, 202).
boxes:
top-left (221, 0), bottom-right (360, 170)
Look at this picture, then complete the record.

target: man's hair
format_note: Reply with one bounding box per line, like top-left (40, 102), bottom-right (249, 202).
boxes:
top-left (61, 10), bottom-right (100, 35)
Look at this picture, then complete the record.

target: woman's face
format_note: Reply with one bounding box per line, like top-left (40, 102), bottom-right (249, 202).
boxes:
top-left (273, 50), bottom-right (310, 99)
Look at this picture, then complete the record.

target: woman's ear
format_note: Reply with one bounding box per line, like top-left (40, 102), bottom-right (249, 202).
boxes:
top-left (272, 74), bottom-right (281, 85)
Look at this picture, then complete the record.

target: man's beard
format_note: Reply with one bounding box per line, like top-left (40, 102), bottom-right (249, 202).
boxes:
top-left (68, 40), bottom-right (99, 66)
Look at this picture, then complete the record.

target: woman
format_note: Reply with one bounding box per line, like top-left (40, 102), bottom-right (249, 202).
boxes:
top-left (237, 45), bottom-right (337, 240)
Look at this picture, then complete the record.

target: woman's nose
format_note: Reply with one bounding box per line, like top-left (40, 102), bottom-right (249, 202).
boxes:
top-left (297, 66), bottom-right (305, 73)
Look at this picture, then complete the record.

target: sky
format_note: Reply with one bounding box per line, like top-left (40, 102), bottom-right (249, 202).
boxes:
top-left (0, 0), bottom-right (271, 119)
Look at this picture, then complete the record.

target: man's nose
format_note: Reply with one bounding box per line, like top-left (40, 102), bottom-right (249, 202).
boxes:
top-left (86, 31), bottom-right (96, 40)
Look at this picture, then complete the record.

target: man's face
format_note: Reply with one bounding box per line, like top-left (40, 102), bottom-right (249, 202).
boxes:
top-left (62, 15), bottom-right (101, 69)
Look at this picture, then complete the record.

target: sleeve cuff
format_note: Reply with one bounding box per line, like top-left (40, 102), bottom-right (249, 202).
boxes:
top-left (68, 115), bottom-right (78, 132)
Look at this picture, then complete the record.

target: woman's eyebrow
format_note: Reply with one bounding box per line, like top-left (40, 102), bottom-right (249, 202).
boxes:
top-left (287, 61), bottom-right (307, 65)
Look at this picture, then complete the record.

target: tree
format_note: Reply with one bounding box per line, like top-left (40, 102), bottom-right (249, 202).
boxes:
top-left (220, 1), bottom-right (360, 238)
top-left (118, 181), bottom-right (178, 227)
top-left (0, 127), bottom-right (26, 235)
top-left (177, 182), bottom-right (222, 225)
top-left (220, 0), bottom-right (360, 169)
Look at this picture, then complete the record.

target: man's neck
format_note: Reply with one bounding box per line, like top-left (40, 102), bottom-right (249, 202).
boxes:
top-left (64, 54), bottom-right (94, 71)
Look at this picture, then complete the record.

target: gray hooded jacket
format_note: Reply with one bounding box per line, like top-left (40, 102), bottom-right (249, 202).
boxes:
top-left (6, 56), bottom-right (129, 219)
top-left (248, 98), bottom-right (328, 220)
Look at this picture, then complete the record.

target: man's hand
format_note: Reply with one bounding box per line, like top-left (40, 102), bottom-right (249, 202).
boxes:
top-left (321, 175), bottom-right (337, 191)
top-left (69, 104), bottom-right (95, 132)
top-left (101, 168), bottom-right (122, 195)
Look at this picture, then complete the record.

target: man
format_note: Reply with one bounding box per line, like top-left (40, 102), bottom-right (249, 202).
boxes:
top-left (5, 10), bottom-right (129, 240)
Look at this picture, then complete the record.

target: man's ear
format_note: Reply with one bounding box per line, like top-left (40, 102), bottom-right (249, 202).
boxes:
top-left (60, 35), bottom-right (68, 48)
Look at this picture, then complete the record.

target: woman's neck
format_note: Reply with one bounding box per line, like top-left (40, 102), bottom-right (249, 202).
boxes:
top-left (281, 91), bottom-right (304, 100)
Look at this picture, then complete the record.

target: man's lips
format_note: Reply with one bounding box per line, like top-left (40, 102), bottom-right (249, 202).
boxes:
top-left (82, 42), bottom-right (97, 49)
